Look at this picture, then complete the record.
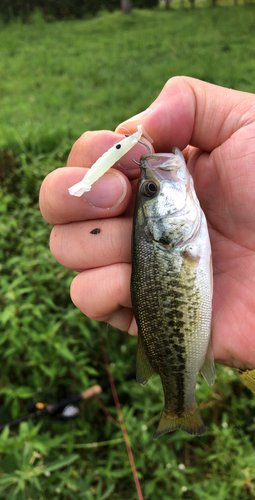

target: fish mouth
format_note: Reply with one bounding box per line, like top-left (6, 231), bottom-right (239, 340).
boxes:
top-left (139, 158), bottom-right (183, 185)
top-left (139, 148), bottom-right (188, 183)
top-left (140, 152), bottom-right (182, 172)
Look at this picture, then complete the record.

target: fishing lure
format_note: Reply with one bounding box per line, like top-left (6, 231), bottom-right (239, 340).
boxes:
top-left (68, 124), bottom-right (150, 197)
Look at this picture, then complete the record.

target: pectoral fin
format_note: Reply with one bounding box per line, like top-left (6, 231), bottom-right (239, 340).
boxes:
top-left (200, 340), bottom-right (215, 387)
top-left (136, 335), bottom-right (156, 385)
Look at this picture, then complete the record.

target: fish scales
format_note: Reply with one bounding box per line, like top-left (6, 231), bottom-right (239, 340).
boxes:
top-left (131, 149), bottom-right (215, 439)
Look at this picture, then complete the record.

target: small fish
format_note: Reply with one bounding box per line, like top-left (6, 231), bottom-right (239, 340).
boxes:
top-left (69, 125), bottom-right (146, 197)
top-left (131, 148), bottom-right (215, 439)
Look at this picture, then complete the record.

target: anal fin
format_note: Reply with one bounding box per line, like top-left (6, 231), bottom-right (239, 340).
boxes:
top-left (136, 335), bottom-right (156, 385)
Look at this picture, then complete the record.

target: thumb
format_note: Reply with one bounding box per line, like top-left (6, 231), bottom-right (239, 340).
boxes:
top-left (116, 76), bottom-right (254, 153)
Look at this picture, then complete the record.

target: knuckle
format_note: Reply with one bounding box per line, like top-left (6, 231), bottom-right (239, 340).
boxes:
top-left (111, 263), bottom-right (130, 302)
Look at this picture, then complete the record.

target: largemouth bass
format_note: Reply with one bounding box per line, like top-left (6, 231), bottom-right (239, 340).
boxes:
top-left (131, 148), bottom-right (215, 439)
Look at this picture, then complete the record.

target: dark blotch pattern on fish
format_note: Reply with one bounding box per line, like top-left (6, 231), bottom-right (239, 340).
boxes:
top-left (131, 227), bottom-right (200, 417)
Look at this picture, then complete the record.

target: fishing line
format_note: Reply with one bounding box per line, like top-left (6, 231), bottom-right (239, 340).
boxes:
top-left (100, 325), bottom-right (144, 500)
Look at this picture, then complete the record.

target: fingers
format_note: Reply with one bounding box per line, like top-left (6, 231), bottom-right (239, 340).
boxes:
top-left (70, 263), bottom-right (137, 335)
top-left (116, 76), bottom-right (255, 153)
top-left (50, 217), bottom-right (132, 270)
top-left (39, 130), bottom-right (152, 225)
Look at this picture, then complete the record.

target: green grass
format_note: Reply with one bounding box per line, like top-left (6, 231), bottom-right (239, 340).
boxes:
top-left (0, 7), bottom-right (255, 153)
top-left (1, 6), bottom-right (255, 500)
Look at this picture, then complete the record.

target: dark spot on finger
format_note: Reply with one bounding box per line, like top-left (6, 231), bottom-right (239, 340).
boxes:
top-left (90, 228), bottom-right (101, 234)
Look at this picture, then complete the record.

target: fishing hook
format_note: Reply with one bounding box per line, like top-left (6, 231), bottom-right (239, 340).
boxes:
top-left (125, 135), bottom-right (152, 166)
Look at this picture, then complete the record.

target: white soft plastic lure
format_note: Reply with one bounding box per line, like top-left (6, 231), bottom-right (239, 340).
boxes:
top-left (68, 124), bottom-right (147, 197)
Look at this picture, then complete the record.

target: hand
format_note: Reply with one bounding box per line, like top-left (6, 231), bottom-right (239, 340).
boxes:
top-left (39, 76), bottom-right (255, 370)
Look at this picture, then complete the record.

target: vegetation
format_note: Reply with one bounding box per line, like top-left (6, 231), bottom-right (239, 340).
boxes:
top-left (1, 6), bottom-right (255, 499)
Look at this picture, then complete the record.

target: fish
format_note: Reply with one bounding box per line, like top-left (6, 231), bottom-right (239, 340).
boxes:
top-left (130, 148), bottom-right (215, 439)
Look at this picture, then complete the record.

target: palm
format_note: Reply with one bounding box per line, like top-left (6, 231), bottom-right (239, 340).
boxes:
top-left (187, 130), bottom-right (255, 369)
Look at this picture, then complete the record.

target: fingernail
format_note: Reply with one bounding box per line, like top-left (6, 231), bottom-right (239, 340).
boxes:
top-left (84, 171), bottom-right (127, 208)
top-left (116, 108), bottom-right (153, 132)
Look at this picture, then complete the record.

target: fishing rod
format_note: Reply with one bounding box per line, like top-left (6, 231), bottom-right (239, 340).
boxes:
top-left (0, 337), bottom-right (143, 498)
top-left (0, 385), bottom-right (102, 432)
top-left (0, 371), bottom-right (136, 432)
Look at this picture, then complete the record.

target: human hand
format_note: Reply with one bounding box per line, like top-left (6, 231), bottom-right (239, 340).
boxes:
top-left (39, 76), bottom-right (255, 370)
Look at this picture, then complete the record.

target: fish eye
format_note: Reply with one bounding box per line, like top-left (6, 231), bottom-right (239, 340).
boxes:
top-left (116, 144), bottom-right (121, 149)
top-left (140, 180), bottom-right (159, 198)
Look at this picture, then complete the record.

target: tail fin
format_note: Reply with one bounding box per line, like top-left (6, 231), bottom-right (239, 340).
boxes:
top-left (153, 406), bottom-right (206, 439)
